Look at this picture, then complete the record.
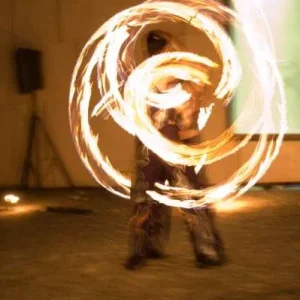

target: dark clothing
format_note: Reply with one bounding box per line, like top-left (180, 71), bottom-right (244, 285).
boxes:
top-left (128, 122), bottom-right (225, 264)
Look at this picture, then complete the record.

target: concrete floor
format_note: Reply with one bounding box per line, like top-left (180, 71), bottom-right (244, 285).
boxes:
top-left (0, 189), bottom-right (299, 300)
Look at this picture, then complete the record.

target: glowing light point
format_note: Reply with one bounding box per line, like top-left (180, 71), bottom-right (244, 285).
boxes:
top-left (4, 194), bottom-right (20, 205)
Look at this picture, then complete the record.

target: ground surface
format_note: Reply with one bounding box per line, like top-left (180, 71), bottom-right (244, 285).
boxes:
top-left (0, 188), bottom-right (299, 300)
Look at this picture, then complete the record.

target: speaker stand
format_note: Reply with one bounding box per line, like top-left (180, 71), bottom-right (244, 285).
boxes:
top-left (21, 93), bottom-right (73, 188)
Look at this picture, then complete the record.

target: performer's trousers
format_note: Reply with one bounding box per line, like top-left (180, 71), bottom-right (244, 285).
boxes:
top-left (128, 125), bottom-right (224, 259)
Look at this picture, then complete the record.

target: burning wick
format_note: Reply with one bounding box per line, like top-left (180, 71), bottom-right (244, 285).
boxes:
top-left (4, 194), bottom-right (20, 204)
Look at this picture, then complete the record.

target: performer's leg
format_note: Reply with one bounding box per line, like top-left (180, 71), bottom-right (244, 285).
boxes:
top-left (126, 200), bottom-right (172, 266)
top-left (125, 140), bottom-right (172, 270)
top-left (169, 165), bottom-right (226, 267)
top-left (181, 206), bottom-right (226, 267)
top-left (145, 201), bottom-right (172, 259)
top-left (159, 124), bottom-right (226, 267)
top-left (126, 201), bottom-right (152, 269)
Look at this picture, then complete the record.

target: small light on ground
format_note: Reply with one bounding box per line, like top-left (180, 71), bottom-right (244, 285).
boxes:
top-left (4, 194), bottom-right (20, 204)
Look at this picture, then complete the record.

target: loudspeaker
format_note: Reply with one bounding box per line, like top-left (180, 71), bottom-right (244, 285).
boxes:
top-left (15, 48), bottom-right (44, 94)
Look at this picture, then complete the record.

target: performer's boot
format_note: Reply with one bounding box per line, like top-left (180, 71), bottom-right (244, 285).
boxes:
top-left (125, 202), bottom-right (149, 270)
top-left (183, 206), bottom-right (226, 268)
top-left (125, 202), bottom-right (171, 269)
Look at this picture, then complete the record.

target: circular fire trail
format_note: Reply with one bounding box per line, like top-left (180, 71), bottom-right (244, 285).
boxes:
top-left (69, 0), bottom-right (286, 208)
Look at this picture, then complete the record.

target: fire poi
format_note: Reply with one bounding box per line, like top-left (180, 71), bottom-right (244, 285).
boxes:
top-left (69, 0), bottom-right (286, 208)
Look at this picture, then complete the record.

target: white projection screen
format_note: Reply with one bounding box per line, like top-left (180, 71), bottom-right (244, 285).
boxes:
top-left (230, 0), bottom-right (300, 135)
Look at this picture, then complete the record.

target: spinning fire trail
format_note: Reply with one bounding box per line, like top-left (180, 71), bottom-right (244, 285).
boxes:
top-left (69, 0), bottom-right (287, 208)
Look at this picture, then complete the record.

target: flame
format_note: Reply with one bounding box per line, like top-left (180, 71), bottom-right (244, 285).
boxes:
top-left (69, 0), bottom-right (286, 208)
top-left (214, 200), bottom-right (246, 212)
top-left (4, 194), bottom-right (20, 204)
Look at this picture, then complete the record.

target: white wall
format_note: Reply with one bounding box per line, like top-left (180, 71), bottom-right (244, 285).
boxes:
top-left (0, 0), bottom-right (299, 188)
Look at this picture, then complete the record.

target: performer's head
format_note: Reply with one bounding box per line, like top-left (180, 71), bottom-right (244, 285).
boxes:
top-left (145, 30), bottom-right (205, 127)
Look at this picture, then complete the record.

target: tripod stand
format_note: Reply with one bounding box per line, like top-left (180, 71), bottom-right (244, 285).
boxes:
top-left (21, 93), bottom-right (73, 188)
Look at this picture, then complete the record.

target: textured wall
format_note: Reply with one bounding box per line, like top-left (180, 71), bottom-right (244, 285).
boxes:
top-left (0, 0), bottom-right (298, 188)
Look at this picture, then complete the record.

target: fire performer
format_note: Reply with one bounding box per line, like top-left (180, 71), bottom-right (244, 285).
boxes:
top-left (125, 30), bottom-right (226, 270)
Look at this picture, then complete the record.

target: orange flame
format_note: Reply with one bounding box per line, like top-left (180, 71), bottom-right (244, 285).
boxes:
top-left (69, 0), bottom-right (286, 208)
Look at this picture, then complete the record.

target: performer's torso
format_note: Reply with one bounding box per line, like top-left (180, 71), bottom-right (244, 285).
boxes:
top-left (150, 78), bottom-right (202, 142)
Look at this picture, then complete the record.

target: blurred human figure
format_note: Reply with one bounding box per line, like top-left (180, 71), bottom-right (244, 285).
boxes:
top-left (125, 30), bottom-right (225, 270)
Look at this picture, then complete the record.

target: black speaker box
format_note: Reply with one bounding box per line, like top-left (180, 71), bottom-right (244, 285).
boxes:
top-left (15, 48), bottom-right (44, 94)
